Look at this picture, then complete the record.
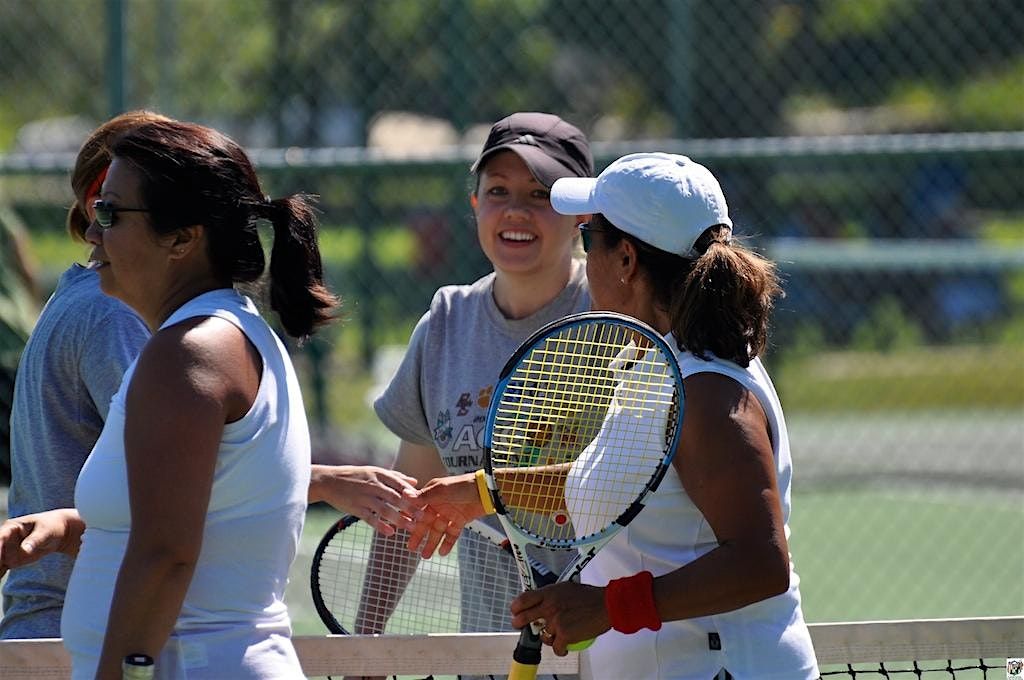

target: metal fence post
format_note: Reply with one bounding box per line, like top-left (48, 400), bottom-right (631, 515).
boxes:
top-left (351, 3), bottom-right (379, 370)
top-left (106, 0), bottom-right (126, 117)
top-left (155, 0), bottom-right (175, 113)
top-left (667, 0), bottom-right (694, 135)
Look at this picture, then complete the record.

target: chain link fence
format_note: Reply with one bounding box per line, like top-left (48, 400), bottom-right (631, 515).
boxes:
top-left (0, 0), bottom-right (1022, 625)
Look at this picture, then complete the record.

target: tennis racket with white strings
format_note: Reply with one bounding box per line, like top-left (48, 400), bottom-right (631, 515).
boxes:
top-left (310, 514), bottom-right (559, 637)
top-left (480, 312), bottom-right (684, 680)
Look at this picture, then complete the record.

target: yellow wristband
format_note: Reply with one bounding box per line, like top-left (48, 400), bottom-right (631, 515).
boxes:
top-left (475, 469), bottom-right (496, 515)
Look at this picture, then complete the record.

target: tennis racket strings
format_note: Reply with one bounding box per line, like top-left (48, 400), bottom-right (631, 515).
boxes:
top-left (310, 517), bottom-right (565, 635)
top-left (490, 318), bottom-right (681, 544)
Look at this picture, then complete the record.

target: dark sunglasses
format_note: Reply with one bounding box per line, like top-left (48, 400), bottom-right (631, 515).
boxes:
top-left (92, 199), bottom-right (151, 230)
top-left (578, 222), bottom-right (608, 253)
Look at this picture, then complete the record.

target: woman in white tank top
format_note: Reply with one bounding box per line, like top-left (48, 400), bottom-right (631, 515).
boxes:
top-left (0, 119), bottom-right (341, 679)
top-left (412, 153), bottom-right (820, 679)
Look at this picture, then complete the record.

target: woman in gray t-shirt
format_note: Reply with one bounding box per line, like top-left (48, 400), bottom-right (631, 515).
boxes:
top-left (0, 112), bottom-right (162, 640)
top-left (372, 113), bottom-right (594, 647)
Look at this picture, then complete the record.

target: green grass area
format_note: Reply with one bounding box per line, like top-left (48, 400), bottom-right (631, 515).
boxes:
top-left (285, 506), bottom-right (341, 636)
top-left (790, 487), bottom-right (1024, 623)
top-left (317, 224), bottom-right (417, 270)
top-left (775, 344), bottom-right (1024, 412)
top-left (25, 229), bottom-right (90, 278)
top-left (980, 215), bottom-right (1024, 244)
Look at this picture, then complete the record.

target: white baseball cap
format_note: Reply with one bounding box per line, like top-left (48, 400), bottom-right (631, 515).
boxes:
top-left (550, 152), bottom-right (732, 257)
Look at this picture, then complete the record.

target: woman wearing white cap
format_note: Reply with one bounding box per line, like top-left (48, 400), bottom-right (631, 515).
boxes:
top-left (412, 153), bottom-right (819, 679)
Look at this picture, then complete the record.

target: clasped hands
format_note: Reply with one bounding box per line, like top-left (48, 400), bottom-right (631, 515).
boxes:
top-left (395, 472), bottom-right (611, 655)
top-left (330, 468), bottom-right (484, 558)
top-left (308, 464), bottom-right (475, 551)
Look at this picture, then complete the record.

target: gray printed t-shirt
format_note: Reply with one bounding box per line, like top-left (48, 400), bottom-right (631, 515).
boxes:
top-left (375, 259), bottom-right (589, 473)
top-left (0, 264), bottom-right (150, 639)
top-left (374, 260), bottom-right (589, 649)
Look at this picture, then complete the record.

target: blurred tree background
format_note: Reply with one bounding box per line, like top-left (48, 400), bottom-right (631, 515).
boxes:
top-left (1, 0), bottom-right (1021, 149)
top-left (0, 0), bottom-right (1021, 624)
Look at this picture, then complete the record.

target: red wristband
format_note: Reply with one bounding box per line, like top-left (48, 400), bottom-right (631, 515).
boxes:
top-left (604, 570), bottom-right (662, 634)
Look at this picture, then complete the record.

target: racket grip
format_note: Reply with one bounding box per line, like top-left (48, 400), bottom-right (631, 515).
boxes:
top-left (509, 659), bottom-right (541, 680)
top-left (508, 626), bottom-right (541, 680)
top-left (567, 638), bottom-right (595, 651)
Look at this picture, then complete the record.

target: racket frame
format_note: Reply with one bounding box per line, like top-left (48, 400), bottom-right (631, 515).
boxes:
top-left (310, 515), bottom-right (362, 634)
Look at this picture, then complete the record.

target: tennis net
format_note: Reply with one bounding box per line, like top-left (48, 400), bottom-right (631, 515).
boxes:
top-left (0, 616), bottom-right (1019, 678)
top-left (814, 617), bottom-right (1021, 679)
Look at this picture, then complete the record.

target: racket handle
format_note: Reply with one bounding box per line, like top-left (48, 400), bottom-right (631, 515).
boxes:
top-left (508, 626), bottom-right (541, 680)
top-left (509, 659), bottom-right (541, 680)
top-left (567, 638), bottom-right (595, 651)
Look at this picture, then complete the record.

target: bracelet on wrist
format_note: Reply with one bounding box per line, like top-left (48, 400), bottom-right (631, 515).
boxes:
top-left (474, 469), bottom-right (496, 515)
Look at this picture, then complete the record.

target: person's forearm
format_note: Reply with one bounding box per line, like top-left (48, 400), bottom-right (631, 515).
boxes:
top-left (652, 539), bottom-right (790, 623)
top-left (54, 508), bottom-right (87, 556)
top-left (308, 463), bottom-right (334, 503)
top-left (0, 508), bottom-right (86, 577)
top-left (94, 541), bottom-right (199, 679)
top-left (493, 464), bottom-right (570, 514)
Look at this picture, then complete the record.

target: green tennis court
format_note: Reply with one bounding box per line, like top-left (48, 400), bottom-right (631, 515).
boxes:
top-left (791, 487), bottom-right (1023, 622)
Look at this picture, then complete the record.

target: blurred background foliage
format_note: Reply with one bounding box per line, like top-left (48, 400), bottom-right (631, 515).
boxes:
top-left (1, 0), bottom-right (1022, 150)
top-left (0, 0), bottom-right (1021, 624)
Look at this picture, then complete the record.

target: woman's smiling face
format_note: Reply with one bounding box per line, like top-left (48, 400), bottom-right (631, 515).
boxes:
top-left (472, 150), bottom-right (580, 278)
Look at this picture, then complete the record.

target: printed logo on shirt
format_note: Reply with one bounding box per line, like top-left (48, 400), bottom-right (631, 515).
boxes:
top-left (442, 453), bottom-right (484, 470)
top-left (433, 409), bottom-right (453, 447)
top-left (441, 423), bottom-right (486, 473)
top-left (455, 392), bottom-right (474, 416)
top-left (451, 423), bottom-right (483, 451)
top-left (477, 385), bottom-right (493, 408)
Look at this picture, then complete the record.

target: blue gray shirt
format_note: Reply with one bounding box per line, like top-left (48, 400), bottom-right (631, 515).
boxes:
top-left (1, 264), bottom-right (149, 639)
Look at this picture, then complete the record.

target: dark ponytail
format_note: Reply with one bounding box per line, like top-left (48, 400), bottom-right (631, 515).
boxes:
top-left (262, 194), bottom-right (339, 339)
top-left (671, 228), bottom-right (781, 366)
top-left (595, 216), bottom-right (781, 366)
top-left (110, 119), bottom-right (340, 340)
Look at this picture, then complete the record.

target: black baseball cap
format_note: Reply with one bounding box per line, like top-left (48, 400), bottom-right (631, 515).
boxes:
top-left (471, 112), bottom-right (594, 187)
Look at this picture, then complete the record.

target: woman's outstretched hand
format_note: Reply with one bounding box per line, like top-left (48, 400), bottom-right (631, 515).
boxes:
top-left (309, 464), bottom-right (420, 535)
